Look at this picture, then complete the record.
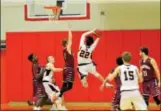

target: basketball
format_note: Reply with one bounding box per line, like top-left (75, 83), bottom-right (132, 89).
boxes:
top-left (94, 29), bottom-right (102, 37)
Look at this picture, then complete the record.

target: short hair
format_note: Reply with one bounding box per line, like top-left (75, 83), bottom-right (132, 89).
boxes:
top-left (62, 39), bottom-right (68, 47)
top-left (140, 47), bottom-right (149, 55)
top-left (86, 36), bottom-right (94, 46)
top-left (122, 52), bottom-right (132, 62)
top-left (28, 53), bottom-right (34, 62)
top-left (116, 56), bottom-right (123, 66)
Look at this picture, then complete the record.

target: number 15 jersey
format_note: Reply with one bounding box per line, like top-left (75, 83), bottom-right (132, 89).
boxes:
top-left (119, 64), bottom-right (139, 91)
top-left (77, 34), bottom-right (99, 64)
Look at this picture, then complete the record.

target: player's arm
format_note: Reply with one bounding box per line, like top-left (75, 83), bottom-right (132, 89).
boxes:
top-left (80, 29), bottom-right (97, 47)
top-left (151, 58), bottom-right (160, 87)
top-left (136, 67), bottom-right (143, 83)
top-left (139, 61), bottom-right (144, 82)
top-left (103, 67), bottom-right (119, 85)
top-left (49, 64), bottom-right (63, 72)
top-left (90, 37), bottom-right (100, 51)
top-left (67, 23), bottom-right (72, 54)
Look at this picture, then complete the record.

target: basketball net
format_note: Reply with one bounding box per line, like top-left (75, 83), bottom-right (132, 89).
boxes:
top-left (44, 6), bottom-right (61, 21)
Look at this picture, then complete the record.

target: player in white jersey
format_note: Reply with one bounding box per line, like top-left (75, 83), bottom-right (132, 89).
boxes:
top-left (77, 29), bottom-right (112, 88)
top-left (42, 56), bottom-right (67, 110)
top-left (101, 52), bottom-right (147, 110)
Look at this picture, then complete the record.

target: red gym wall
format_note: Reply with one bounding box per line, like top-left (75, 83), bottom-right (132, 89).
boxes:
top-left (1, 30), bottom-right (160, 103)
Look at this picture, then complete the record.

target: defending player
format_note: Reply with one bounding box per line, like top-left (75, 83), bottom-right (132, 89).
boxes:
top-left (57, 23), bottom-right (74, 98)
top-left (28, 54), bottom-right (53, 110)
top-left (100, 56), bottom-right (123, 111)
top-left (42, 56), bottom-right (66, 110)
top-left (77, 29), bottom-right (105, 88)
top-left (139, 47), bottom-right (160, 106)
top-left (102, 52), bottom-right (147, 110)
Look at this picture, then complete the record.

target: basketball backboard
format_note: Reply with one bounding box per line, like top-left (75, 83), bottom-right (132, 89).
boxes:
top-left (25, 0), bottom-right (90, 21)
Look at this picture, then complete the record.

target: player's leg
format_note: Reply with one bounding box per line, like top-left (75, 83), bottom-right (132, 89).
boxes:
top-left (132, 90), bottom-right (148, 110)
top-left (89, 63), bottom-right (104, 83)
top-left (58, 81), bottom-right (73, 97)
top-left (43, 97), bottom-right (53, 105)
top-left (58, 68), bottom-right (74, 97)
top-left (120, 91), bottom-right (133, 110)
top-left (111, 89), bottom-right (121, 111)
top-left (142, 82), bottom-right (150, 106)
top-left (151, 79), bottom-right (161, 105)
top-left (77, 66), bottom-right (88, 88)
top-left (48, 83), bottom-right (67, 110)
top-left (28, 81), bottom-right (37, 105)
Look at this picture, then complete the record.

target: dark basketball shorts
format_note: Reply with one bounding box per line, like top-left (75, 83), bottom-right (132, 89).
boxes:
top-left (111, 88), bottom-right (121, 110)
top-left (143, 79), bottom-right (160, 97)
top-left (63, 67), bottom-right (75, 82)
top-left (33, 81), bottom-right (46, 98)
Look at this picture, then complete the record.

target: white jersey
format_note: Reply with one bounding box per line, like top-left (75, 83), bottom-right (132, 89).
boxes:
top-left (119, 64), bottom-right (139, 91)
top-left (43, 63), bottom-right (53, 83)
top-left (77, 34), bottom-right (99, 64)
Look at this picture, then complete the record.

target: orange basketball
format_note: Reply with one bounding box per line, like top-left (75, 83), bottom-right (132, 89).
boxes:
top-left (94, 29), bottom-right (102, 37)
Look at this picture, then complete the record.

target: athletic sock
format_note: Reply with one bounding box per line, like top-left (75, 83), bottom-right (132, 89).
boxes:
top-left (50, 104), bottom-right (57, 110)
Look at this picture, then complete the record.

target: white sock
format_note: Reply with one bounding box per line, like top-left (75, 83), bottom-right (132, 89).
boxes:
top-left (50, 104), bottom-right (57, 110)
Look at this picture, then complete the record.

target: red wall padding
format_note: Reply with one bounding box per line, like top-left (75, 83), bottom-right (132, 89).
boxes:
top-left (4, 30), bottom-right (160, 103)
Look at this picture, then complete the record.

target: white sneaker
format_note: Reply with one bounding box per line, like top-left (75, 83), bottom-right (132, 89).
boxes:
top-left (33, 106), bottom-right (41, 110)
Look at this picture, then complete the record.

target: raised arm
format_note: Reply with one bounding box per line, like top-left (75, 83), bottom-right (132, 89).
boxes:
top-left (67, 23), bottom-right (72, 54)
top-left (151, 58), bottom-right (160, 87)
top-left (79, 29), bottom-right (97, 47)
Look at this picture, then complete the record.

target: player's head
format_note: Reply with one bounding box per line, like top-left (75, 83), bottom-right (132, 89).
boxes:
top-left (85, 36), bottom-right (94, 47)
top-left (47, 56), bottom-right (55, 63)
top-left (62, 39), bottom-right (68, 48)
top-left (116, 56), bottom-right (123, 66)
top-left (122, 52), bottom-right (132, 63)
top-left (28, 53), bottom-right (38, 63)
top-left (140, 47), bottom-right (149, 57)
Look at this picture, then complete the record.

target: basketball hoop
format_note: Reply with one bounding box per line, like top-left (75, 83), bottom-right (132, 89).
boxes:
top-left (44, 6), bottom-right (61, 21)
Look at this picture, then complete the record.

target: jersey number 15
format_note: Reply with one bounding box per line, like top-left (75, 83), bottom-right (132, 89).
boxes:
top-left (124, 71), bottom-right (134, 81)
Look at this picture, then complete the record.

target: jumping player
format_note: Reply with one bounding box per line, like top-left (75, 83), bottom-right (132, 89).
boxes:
top-left (139, 47), bottom-right (160, 106)
top-left (28, 54), bottom-right (53, 110)
top-left (102, 52), bottom-right (147, 110)
top-left (57, 23), bottom-right (74, 98)
top-left (42, 56), bottom-right (66, 110)
top-left (77, 29), bottom-right (105, 88)
top-left (100, 56), bottom-right (123, 111)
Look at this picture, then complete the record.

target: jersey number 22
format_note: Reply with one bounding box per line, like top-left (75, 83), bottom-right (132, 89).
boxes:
top-left (80, 50), bottom-right (90, 58)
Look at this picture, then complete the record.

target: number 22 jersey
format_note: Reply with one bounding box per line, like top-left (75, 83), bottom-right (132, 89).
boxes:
top-left (77, 34), bottom-right (99, 64)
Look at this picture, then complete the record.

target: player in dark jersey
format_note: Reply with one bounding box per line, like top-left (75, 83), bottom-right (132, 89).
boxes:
top-left (100, 56), bottom-right (123, 111)
top-left (28, 53), bottom-right (53, 110)
top-left (140, 47), bottom-right (160, 106)
top-left (57, 23), bottom-right (74, 98)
